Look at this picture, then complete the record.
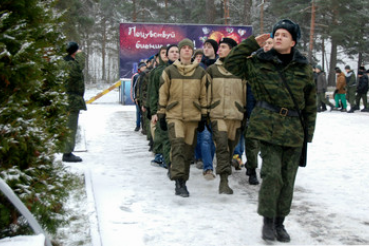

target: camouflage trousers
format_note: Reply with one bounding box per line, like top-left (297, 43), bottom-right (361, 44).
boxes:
top-left (244, 125), bottom-right (259, 170)
top-left (167, 119), bottom-right (198, 181)
top-left (258, 141), bottom-right (301, 218)
top-left (211, 119), bottom-right (242, 175)
top-left (64, 111), bottom-right (79, 153)
top-left (346, 87), bottom-right (357, 109)
top-left (153, 121), bottom-right (171, 165)
top-left (316, 92), bottom-right (334, 109)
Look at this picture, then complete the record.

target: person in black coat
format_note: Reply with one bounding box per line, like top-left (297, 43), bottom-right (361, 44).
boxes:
top-left (356, 71), bottom-right (368, 111)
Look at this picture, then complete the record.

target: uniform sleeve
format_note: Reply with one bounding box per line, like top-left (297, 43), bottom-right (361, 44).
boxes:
top-left (303, 72), bottom-right (317, 142)
top-left (223, 36), bottom-right (260, 80)
top-left (158, 70), bottom-right (170, 115)
top-left (149, 70), bottom-right (160, 115)
top-left (200, 71), bottom-right (208, 115)
top-left (205, 67), bottom-right (213, 115)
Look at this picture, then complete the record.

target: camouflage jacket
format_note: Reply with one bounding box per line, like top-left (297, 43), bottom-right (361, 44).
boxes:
top-left (148, 57), bottom-right (168, 115)
top-left (207, 59), bottom-right (246, 120)
top-left (158, 59), bottom-right (208, 121)
top-left (63, 52), bottom-right (87, 112)
top-left (137, 67), bottom-right (153, 108)
top-left (224, 36), bottom-right (317, 147)
top-left (345, 70), bottom-right (357, 88)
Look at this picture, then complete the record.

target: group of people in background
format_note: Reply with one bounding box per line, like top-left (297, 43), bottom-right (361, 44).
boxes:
top-left (129, 19), bottom-right (319, 243)
top-left (314, 64), bottom-right (369, 113)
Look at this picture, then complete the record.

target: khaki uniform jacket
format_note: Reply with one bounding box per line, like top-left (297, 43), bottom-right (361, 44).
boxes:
top-left (158, 60), bottom-right (208, 121)
top-left (207, 59), bottom-right (246, 120)
top-left (336, 72), bottom-right (346, 94)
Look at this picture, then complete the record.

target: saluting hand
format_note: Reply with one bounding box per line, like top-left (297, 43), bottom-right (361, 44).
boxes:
top-left (255, 33), bottom-right (271, 48)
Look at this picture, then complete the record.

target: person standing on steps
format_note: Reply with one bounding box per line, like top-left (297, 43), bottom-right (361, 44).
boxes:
top-left (224, 19), bottom-right (317, 243)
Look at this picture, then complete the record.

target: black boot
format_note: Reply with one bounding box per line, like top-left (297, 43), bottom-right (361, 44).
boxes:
top-left (262, 217), bottom-right (275, 241)
top-left (274, 217), bottom-right (291, 242)
top-left (148, 138), bottom-right (153, 152)
top-left (62, 153), bottom-right (82, 162)
top-left (246, 168), bottom-right (259, 185)
top-left (175, 179), bottom-right (189, 197)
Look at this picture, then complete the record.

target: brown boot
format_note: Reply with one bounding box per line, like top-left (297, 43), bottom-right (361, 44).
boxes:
top-left (219, 174), bottom-right (233, 194)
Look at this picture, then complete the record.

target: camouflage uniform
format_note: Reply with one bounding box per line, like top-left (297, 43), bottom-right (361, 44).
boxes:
top-left (62, 52), bottom-right (87, 153)
top-left (224, 36), bottom-right (317, 218)
top-left (345, 70), bottom-right (357, 109)
top-left (137, 67), bottom-right (153, 138)
top-left (148, 52), bottom-right (171, 165)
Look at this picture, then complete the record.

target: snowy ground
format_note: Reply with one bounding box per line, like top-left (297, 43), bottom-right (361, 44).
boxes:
top-left (59, 87), bottom-right (369, 246)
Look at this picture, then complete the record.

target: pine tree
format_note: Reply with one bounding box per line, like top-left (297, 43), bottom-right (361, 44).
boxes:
top-left (0, 0), bottom-right (78, 237)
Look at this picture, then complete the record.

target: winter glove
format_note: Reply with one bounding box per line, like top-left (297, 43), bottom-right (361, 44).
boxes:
top-left (158, 114), bottom-right (167, 131)
top-left (197, 114), bottom-right (207, 132)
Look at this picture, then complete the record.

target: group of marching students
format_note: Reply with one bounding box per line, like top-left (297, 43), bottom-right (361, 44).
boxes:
top-left (129, 19), bottom-right (320, 243)
top-left (130, 36), bottom-right (261, 198)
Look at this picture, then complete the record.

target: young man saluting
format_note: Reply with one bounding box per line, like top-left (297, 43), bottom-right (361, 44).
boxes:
top-left (224, 19), bottom-right (317, 242)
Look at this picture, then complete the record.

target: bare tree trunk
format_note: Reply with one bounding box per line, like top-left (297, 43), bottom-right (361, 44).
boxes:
top-left (328, 38), bottom-right (338, 87)
top-left (133, 0), bottom-right (137, 22)
top-left (101, 16), bottom-right (106, 85)
top-left (243, 0), bottom-right (251, 25)
top-left (206, 0), bottom-right (216, 24)
top-left (321, 38), bottom-right (325, 71)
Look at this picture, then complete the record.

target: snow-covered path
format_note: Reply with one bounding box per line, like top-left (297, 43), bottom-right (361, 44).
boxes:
top-left (65, 88), bottom-right (369, 246)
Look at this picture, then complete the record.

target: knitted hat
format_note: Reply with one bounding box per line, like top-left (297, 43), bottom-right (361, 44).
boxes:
top-left (345, 65), bottom-right (351, 70)
top-left (272, 19), bottom-right (301, 43)
top-left (178, 38), bottom-right (194, 52)
top-left (204, 39), bottom-right (218, 53)
top-left (138, 62), bottom-right (146, 70)
top-left (146, 55), bottom-right (155, 62)
top-left (359, 66), bottom-right (366, 71)
top-left (316, 65), bottom-right (322, 71)
top-left (66, 41), bottom-right (79, 55)
top-left (166, 44), bottom-right (178, 56)
top-left (219, 37), bottom-right (238, 49)
top-left (335, 67), bottom-right (341, 73)
top-left (194, 49), bottom-right (204, 57)
top-left (358, 71), bottom-right (364, 76)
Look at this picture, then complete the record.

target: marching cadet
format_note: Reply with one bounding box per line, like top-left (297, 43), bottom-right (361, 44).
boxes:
top-left (207, 37), bottom-right (246, 194)
top-left (224, 19), bottom-right (317, 242)
top-left (158, 38), bottom-right (208, 197)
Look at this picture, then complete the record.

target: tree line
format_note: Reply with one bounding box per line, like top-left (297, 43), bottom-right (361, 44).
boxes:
top-left (57, 0), bottom-right (369, 86)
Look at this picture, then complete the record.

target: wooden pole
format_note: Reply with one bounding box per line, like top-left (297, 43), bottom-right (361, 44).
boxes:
top-left (224, 0), bottom-right (230, 24)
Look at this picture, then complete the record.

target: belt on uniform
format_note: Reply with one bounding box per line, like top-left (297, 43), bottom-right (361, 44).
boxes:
top-left (256, 101), bottom-right (299, 117)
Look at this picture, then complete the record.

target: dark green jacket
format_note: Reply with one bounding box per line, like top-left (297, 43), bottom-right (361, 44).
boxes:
top-left (224, 36), bottom-right (317, 147)
top-left (63, 52), bottom-right (87, 112)
top-left (149, 57), bottom-right (168, 115)
top-left (137, 66), bottom-right (153, 108)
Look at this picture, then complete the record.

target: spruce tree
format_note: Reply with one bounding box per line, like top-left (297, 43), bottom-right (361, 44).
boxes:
top-left (0, 0), bottom-right (78, 237)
